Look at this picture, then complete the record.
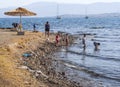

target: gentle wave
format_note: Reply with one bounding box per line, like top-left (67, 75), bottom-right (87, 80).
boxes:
top-left (59, 60), bottom-right (120, 82)
top-left (66, 50), bottom-right (120, 62)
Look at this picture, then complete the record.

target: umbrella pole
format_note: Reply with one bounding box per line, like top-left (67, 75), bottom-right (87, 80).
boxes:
top-left (20, 14), bottom-right (21, 24)
top-left (19, 14), bottom-right (22, 31)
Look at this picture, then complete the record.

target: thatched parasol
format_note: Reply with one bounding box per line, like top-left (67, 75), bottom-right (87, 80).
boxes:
top-left (4, 7), bottom-right (36, 24)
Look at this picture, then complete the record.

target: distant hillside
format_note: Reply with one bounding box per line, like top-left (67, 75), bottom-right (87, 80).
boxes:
top-left (1, 2), bottom-right (120, 18)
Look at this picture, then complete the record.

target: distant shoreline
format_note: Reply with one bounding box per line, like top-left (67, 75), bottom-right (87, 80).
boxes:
top-left (1, 12), bottom-right (120, 18)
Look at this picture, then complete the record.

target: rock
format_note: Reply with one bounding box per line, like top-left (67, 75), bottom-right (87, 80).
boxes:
top-left (18, 66), bottom-right (28, 70)
top-left (24, 81), bottom-right (31, 85)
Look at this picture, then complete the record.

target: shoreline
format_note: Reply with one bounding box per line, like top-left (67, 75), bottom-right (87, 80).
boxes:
top-left (22, 33), bottom-right (105, 87)
top-left (0, 28), bottom-right (105, 87)
top-left (0, 28), bottom-right (76, 87)
top-left (21, 34), bottom-right (76, 87)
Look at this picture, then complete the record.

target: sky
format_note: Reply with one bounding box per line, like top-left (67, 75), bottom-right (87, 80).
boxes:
top-left (0, 0), bottom-right (120, 8)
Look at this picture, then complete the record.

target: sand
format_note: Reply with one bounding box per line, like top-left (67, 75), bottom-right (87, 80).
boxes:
top-left (0, 28), bottom-right (75, 87)
top-left (0, 29), bottom-right (56, 87)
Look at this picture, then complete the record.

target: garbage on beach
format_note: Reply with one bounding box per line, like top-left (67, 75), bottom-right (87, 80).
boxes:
top-left (61, 48), bottom-right (66, 52)
top-left (22, 53), bottom-right (33, 57)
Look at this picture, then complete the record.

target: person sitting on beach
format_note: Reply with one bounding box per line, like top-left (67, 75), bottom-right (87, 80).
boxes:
top-left (82, 34), bottom-right (86, 49)
top-left (93, 42), bottom-right (100, 51)
top-left (55, 33), bottom-right (60, 46)
top-left (45, 21), bottom-right (50, 38)
top-left (12, 23), bottom-right (18, 31)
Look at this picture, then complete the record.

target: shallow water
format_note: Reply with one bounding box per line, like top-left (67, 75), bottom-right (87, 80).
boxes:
top-left (1, 16), bottom-right (120, 86)
top-left (54, 35), bottom-right (120, 87)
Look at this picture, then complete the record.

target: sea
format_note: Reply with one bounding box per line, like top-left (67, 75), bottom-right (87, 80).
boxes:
top-left (0, 16), bottom-right (120, 87)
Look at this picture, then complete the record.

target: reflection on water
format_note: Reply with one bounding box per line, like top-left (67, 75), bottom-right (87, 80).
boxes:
top-left (81, 48), bottom-right (86, 65)
top-left (64, 47), bottom-right (68, 59)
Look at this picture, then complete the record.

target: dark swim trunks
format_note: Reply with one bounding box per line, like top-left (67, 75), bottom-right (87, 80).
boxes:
top-left (45, 24), bottom-right (50, 31)
top-left (45, 28), bottom-right (49, 31)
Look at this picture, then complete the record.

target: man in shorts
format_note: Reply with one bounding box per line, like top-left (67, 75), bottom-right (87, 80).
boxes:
top-left (45, 21), bottom-right (50, 37)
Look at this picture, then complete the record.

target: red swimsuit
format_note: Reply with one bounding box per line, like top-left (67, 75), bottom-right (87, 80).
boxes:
top-left (56, 35), bottom-right (59, 43)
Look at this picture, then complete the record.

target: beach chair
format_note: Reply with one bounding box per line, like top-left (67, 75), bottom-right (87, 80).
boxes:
top-left (17, 23), bottom-right (25, 35)
top-left (17, 31), bottom-right (25, 35)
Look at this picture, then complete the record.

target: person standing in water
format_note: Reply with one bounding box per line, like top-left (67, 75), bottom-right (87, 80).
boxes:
top-left (33, 24), bottom-right (36, 32)
top-left (82, 34), bottom-right (86, 49)
top-left (45, 21), bottom-right (50, 38)
top-left (65, 34), bottom-right (69, 46)
top-left (55, 33), bottom-right (60, 46)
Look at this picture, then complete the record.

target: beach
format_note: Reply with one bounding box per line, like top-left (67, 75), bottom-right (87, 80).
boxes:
top-left (0, 16), bottom-right (120, 87)
top-left (1, 1), bottom-right (120, 86)
top-left (0, 29), bottom-right (76, 87)
top-left (0, 28), bottom-right (106, 87)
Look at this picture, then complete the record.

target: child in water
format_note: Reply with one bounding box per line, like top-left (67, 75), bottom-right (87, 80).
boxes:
top-left (82, 34), bottom-right (86, 49)
top-left (93, 42), bottom-right (100, 51)
top-left (65, 34), bottom-right (69, 46)
top-left (56, 33), bottom-right (60, 46)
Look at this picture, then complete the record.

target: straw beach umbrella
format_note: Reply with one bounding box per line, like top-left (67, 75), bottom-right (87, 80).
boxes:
top-left (4, 7), bottom-right (36, 31)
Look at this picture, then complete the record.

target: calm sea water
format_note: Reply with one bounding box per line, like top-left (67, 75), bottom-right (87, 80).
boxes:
top-left (0, 16), bottom-right (120, 87)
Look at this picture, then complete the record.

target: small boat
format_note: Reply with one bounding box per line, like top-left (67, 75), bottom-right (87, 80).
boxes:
top-left (85, 7), bottom-right (89, 19)
top-left (56, 4), bottom-right (61, 19)
top-left (56, 16), bottom-right (61, 19)
top-left (85, 16), bottom-right (88, 19)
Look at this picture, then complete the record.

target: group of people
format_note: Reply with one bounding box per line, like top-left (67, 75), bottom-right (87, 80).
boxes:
top-left (55, 33), bottom-right (69, 46)
top-left (44, 21), bottom-right (69, 46)
top-left (44, 21), bottom-right (101, 49)
top-left (82, 34), bottom-right (100, 51)
top-left (44, 21), bottom-right (100, 49)
top-left (13, 21), bottom-right (99, 49)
